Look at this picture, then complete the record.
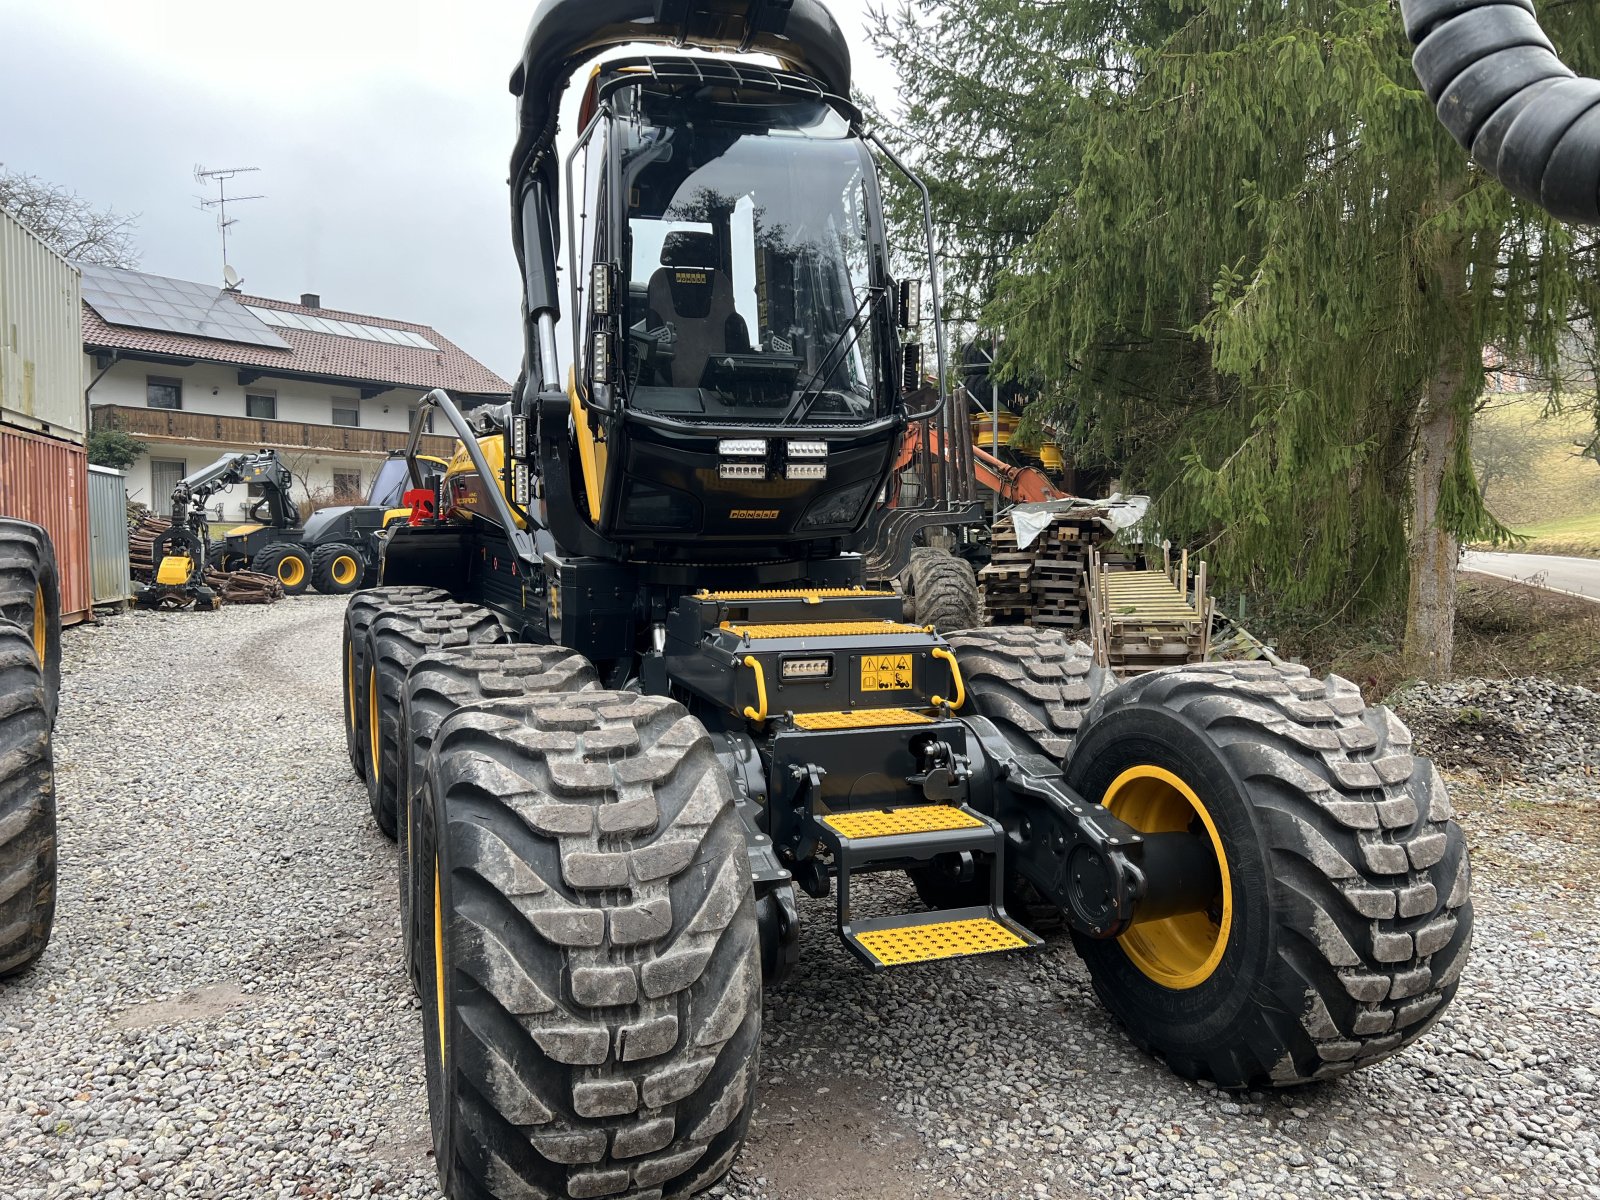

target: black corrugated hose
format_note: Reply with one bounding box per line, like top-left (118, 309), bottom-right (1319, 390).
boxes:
top-left (1403, 0), bottom-right (1600, 222)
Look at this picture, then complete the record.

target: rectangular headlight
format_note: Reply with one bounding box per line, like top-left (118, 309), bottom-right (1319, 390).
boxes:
top-left (591, 263), bottom-right (612, 314)
top-left (788, 440), bottom-right (828, 459)
top-left (719, 439), bottom-right (768, 457)
top-left (719, 463), bottom-right (766, 480)
top-left (513, 462), bottom-right (531, 506)
top-left (781, 656), bottom-right (833, 680)
top-left (787, 463), bottom-right (827, 480)
top-left (511, 415), bottom-right (529, 459)
top-left (591, 331), bottom-right (610, 384)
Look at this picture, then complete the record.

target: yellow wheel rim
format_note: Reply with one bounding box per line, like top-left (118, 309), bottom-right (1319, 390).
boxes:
top-left (32, 583), bottom-right (46, 665)
top-left (368, 666), bottom-right (381, 777)
top-left (434, 860), bottom-right (447, 1065)
top-left (279, 556), bottom-right (305, 588)
top-left (1103, 765), bottom-right (1232, 990)
top-left (332, 555), bottom-right (359, 586)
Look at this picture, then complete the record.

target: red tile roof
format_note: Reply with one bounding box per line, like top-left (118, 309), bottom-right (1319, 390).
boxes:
top-left (82, 281), bottom-right (511, 399)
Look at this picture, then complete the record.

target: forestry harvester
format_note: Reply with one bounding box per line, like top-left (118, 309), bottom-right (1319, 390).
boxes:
top-left (331, 0), bottom-right (1600, 1194)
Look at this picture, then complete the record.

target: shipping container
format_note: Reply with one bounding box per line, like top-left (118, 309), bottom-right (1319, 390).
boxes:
top-left (1, 425), bottom-right (92, 624)
top-left (0, 207), bottom-right (84, 443)
top-left (87, 464), bottom-right (130, 609)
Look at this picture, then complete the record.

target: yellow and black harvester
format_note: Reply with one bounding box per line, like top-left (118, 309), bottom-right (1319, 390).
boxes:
top-left (340, 3), bottom-right (1484, 1197)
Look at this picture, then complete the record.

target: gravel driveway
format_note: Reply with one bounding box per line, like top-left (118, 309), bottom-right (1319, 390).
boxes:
top-left (3, 597), bottom-right (1598, 1199)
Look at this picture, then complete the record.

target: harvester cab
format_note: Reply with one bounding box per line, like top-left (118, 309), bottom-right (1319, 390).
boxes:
top-left (352, 4), bottom-right (1475, 1198)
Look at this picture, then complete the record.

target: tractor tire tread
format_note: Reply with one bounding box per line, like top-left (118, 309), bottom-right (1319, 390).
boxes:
top-left (341, 587), bottom-right (450, 779)
top-left (906, 547), bottom-right (981, 632)
top-left (944, 625), bottom-right (1111, 760)
top-left (424, 692), bottom-right (760, 1200)
top-left (311, 543), bottom-right (365, 595)
top-left (251, 544), bottom-right (313, 596)
top-left (0, 623), bottom-right (56, 979)
top-left (1070, 660), bottom-right (1471, 1088)
top-left (365, 602), bottom-right (507, 838)
top-left (0, 520), bottom-right (62, 725)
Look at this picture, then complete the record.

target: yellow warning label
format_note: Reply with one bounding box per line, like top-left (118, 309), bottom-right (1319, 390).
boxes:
top-left (860, 653), bottom-right (914, 692)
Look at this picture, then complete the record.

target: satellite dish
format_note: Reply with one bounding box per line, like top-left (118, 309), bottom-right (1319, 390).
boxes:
top-left (223, 265), bottom-right (242, 291)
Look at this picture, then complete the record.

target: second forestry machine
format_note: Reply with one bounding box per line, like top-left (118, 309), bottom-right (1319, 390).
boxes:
top-left (343, 3), bottom-right (1473, 1197)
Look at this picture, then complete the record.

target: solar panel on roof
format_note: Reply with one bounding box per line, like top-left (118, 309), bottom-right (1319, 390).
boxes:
top-left (80, 265), bottom-right (291, 350)
top-left (242, 305), bottom-right (439, 352)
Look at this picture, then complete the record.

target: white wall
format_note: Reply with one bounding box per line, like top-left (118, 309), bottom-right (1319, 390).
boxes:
top-left (122, 441), bottom-right (389, 523)
top-left (87, 355), bottom-right (440, 520)
top-left (85, 356), bottom-right (429, 432)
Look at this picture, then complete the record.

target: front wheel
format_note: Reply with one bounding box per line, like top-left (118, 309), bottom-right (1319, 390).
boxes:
top-left (1063, 662), bottom-right (1471, 1088)
top-left (0, 622), bottom-right (56, 979)
top-left (252, 544), bottom-right (313, 595)
top-left (418, 692), bottom-right (761, 1200)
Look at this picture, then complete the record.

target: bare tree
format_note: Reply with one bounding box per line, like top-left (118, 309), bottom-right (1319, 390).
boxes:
top-left (0, 164), bottom-right (139, 267)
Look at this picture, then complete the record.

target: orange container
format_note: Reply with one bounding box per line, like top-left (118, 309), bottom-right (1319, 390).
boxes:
top-left (0, 425), bottom-right (93, 625)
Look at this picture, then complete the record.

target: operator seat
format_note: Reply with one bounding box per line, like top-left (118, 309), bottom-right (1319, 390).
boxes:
top-left (646, 231), bottom-right (751, 388)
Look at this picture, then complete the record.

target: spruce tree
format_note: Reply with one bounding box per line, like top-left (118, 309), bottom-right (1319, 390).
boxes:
top-left (870, 0), bottom-right (1600, 677)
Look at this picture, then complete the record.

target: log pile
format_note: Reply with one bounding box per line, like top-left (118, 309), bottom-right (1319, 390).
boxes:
top-left (128, 515), bottom-right (172, 583)
top-left (978, 506), bottom-right (1135, 633)
top-left (204, 568), bottom-right (284, 604)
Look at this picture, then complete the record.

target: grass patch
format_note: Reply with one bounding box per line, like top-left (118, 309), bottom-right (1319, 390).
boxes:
top-left (1513, 510), bottom-right (1600, 558)
top-left (1472, 392), bottom-right (1600, 553)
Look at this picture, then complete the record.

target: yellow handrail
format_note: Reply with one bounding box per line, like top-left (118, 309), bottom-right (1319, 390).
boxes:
top-left (742, 655), bottom-right (769, 722)
top-left (930, 647), bottom-right (965, 710)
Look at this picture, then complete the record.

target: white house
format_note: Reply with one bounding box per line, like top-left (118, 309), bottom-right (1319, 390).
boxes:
top-left (82, 265), bottom-right (510, 521)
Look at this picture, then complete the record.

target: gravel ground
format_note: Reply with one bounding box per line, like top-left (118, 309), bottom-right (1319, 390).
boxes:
top-left (2, 600), bottom-right (1598, 1199)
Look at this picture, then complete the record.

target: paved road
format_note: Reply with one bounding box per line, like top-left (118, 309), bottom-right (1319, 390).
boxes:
top-left (1461, 550), bottom-right (1600, 602)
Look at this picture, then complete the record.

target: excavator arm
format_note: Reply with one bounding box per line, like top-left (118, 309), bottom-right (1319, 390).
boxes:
top-left (894, 421), bottom-right (1064, 506)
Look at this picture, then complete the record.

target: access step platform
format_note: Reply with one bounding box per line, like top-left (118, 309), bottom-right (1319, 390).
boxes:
top-left (810, 802), bottom-right (1043, 971)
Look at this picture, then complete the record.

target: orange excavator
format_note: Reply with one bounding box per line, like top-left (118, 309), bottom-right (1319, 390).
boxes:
top-left (892, 417), bottom-right (1064, 506)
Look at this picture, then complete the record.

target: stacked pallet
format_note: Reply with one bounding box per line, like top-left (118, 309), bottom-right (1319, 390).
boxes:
top-left (1087, 547), bottom-right (1211, 677)
top-left (978, 506), bottom-right (1131, 632)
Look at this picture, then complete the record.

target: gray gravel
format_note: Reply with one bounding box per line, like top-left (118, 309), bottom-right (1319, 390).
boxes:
top-left (3, 600), bottom-right (1598, 1199)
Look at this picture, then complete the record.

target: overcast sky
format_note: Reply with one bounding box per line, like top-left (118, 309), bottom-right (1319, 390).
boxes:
top-left (0, 1), bottom-right (904, 383)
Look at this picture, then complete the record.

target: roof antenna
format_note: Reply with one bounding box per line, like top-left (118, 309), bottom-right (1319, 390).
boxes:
top-left (194, 164), bottom-right (264, 289)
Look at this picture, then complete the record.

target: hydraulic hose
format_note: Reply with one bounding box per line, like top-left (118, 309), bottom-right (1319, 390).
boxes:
top-left (1403, 0), bottom-right (1600, 222)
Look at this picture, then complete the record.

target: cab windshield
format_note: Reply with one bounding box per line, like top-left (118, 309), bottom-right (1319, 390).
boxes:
top-left (616, 96), bottom-right (889, 425)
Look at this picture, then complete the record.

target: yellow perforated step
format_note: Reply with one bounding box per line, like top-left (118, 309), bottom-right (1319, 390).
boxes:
top-left (855, 917), bottom-right (1030, 967)
top-left (821, 805), bottom-right (983, 839)
top-left (697, 587), bottom-right (896, 603)
top-left (723, 620), bottom-right (928, 640)
top-left (793, 709), bottom-right (932, 731)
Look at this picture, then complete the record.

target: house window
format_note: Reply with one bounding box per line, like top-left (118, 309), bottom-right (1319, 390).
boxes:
top-left (333, 471), bottom-right (362, 497)
top-left (245, 392), bottom-right (277, 420)
top-left (149, 458), bottom-right (187, 503)
top-left (331, 401), bottom-right (360, 428)
top-left (412, 408), bottom-right (435, 433)
top-left (147, 377), bottom-right (182, 410)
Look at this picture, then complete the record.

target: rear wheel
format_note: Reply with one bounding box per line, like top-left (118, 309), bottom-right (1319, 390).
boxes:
top-left (312, 544), bottom-right (365, 595)
top-left (398, 643), bottom-right (600, 991)
top-left (0, 622), bottom-right (56, 979)
top-left (904, 546), bottom-right (980, 632)
top-left (341, 587), bottom-right (449, 781)
top-left (252, 544), bottom-right (312, 595)
top-left (1063, 661), bottom-right (1471, 1088)
top-left (911, 628), bottom-right (1111, 911)
top-left (365, 603), bottom-right (507, 838)
top-left (418, 692), bottom-right (761, 1200)
top-left (0, 520), bottom-right (61, 725)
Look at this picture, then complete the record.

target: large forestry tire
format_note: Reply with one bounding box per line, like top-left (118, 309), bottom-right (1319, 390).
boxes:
top-left (311, 544), bottom-right (365, 596)
top-left (1063, 661), bottom-right (1472, 1089)
top-left (252, 544), bottom-right (313, 595)
top-left (912, 627), bottom-right (1113, 912)
top-left (0, 622), bottom-right (57, 979)
top-left (342, 587), bottom-right (449, 781)
top-left (905, 546), bottom-right (980, 632)
top-left (364, 603), bottom-right (506, 839)
top-left (0, 520), bottom-right (61, 726)
top-left (944, 626), bottom-right (1112, 760)
top-left (397, 643), bottom-right (601, 992)
top-left (416, 693), bottom-right (762, 1200)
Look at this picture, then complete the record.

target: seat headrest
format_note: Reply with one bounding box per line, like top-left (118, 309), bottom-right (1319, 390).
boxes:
top-left (661, 231), bottom-right (716, 268)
